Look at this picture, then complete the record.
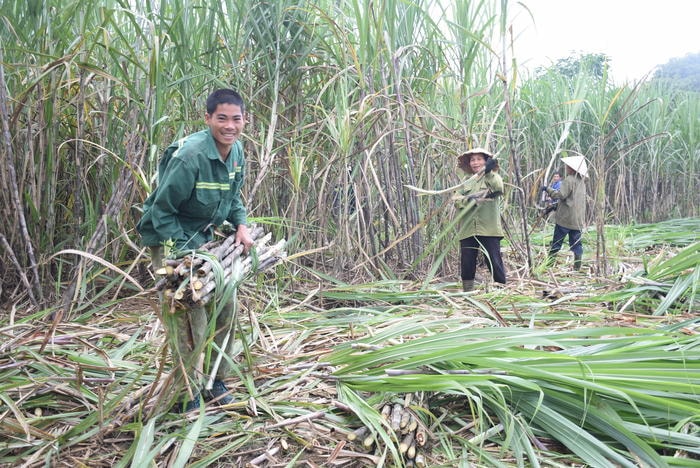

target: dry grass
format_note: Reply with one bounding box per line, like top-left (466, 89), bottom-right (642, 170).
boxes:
top-left (1, 239), bottom-right (697, 467)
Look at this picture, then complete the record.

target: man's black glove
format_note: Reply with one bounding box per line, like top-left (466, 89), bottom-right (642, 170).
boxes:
top-left (484, 158), bottom-right (498, 174)
top-left (540, 186), bottom-right (548, 193)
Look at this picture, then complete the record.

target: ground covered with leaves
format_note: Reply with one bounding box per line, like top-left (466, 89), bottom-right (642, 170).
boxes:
top-left (1, 222), bottom-right (698, 467)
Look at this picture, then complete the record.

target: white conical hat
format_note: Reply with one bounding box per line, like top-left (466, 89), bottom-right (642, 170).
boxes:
top-left (561, 155), bottom-right (588, 177)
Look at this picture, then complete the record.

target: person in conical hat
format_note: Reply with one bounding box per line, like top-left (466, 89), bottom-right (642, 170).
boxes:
top-left (541, 155), bottom-right (588, 271)
top-left (561, 155), bottom-right (588, 178)
top-left (457, 147), bottom-right (498, 174)
top-left (453, 147), bottom-right (506, 292)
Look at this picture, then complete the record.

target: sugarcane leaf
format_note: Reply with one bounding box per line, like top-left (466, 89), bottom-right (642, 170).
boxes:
top-left (648, 242), bottom-right (700, 281)
top-left (50, 249), bottom-right (144, 291)
top-left (652, 274), bottom-right (693, 316)
top-left (129, 417), bottom-right (157, 468)
top-left (515, 394), bottom-right (637, 468)
top-left (171, 409), bottom-right (207, 468)
top-left (544, 393), bottom-right (665, 467)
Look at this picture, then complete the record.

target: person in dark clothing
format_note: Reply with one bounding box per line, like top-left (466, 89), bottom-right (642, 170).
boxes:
top-left (542, 156), bottom-right (587, 271)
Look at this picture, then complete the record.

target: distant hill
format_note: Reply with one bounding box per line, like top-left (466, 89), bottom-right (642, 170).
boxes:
top-left (652, 52), bottom-right (700, 92)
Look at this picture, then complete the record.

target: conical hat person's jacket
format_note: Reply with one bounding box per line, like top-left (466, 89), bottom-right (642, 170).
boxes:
top-left (549, 174), bottom-right (586, 230)
top-left (454, 172), bottom-right (504, 239)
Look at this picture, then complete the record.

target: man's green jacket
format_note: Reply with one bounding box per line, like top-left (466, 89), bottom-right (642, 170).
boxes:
top-left (137, 129), bottom-right (247, 249)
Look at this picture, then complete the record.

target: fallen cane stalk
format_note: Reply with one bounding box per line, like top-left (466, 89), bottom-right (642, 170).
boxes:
top-left (206, 235), bottom-right (237, 266)
top-left (362, 432), bottom-right (375, 449)
top-left (415, 426), bottom-right (427, 446)
top-left (399, 408), bottom-right (411, 430)
top-left (173, 256), bottom-right (195, 277)
top-left (242, 238), bottom-right (283, 267)
top-left (191, 257), bottom-right (242, 299)
top-left (390, 403), bottom-right (403, 431)
top-left (311, 446), bottom-right (380, 465)
top-left (247, 446), bottom-right (280, 467)
top-left (406, 414), bottom-right (418, 433)
top-left (256, 255), bottom-right (285, 271)
top-left (347, 426), bottom-right (369, 442)
top-left (399, 432), bottom-right (414, 454)
top-left (197, 243), bottom-right (244, 277)
top-left (192, 240), bottom-right (286, 303)
top-left (380, 403), bottom-right (392, 421)
top-left (155, 228), bottom-right (287, 307)
top-left (407, 442), bottom-right (417, 460)
top-left (176, 225), bottom-right (263, 277)
top-left (264, 410), bottom-right (326, 430)
top-left (239, 232), bottom-right (272, 261)
top-left (155, 265), bottom-right (175, 277)
top-left (195, 257), bottom-right (284, 305)
top-left (192, 259), bottom-right (281, 305)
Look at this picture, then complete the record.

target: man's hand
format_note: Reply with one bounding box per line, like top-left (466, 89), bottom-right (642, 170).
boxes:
top-left (541, 185), bottom-right (549, 193)
top-left (235, 224), bottom-right (254, 254)
top-left (484, 158), bottom-right (498, 174)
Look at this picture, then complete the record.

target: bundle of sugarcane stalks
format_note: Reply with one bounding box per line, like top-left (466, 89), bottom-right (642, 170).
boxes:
top-left (347, 399), bottom-right (429, 467)
top-left (154, 225), bottom-right (286, 306)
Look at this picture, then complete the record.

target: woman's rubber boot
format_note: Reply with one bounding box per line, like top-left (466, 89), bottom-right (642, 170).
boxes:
top-left (462, 280), bottom-right (475, 292)
top-left (573, 255), bottom-right (582, 271)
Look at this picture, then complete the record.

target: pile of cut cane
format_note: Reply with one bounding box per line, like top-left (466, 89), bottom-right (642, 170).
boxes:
top-left (154, 225), bottom-right (286, 306)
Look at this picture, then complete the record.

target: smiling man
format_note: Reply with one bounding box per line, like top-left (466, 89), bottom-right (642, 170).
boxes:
top-left (138, 89), bottom-right (252, 252)
top-left (137, 88), bottom-right (253, 412)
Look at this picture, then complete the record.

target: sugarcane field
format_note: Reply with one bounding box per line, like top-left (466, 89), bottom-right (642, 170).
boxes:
top-left (1, 1), bottom-right (699, 467)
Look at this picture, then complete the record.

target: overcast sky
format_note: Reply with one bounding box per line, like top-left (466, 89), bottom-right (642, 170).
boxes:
top-left (509, 0), bottom-right (700, 82)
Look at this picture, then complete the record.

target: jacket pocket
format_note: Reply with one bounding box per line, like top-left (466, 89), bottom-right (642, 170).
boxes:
top-left (180, 188), bottom-right (220, 220)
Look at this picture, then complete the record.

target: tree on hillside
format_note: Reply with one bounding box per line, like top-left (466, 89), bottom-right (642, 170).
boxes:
top-left (652, 52), bottom-right (700, 92)
top-left (534, 52), bottom-right (611, 80)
